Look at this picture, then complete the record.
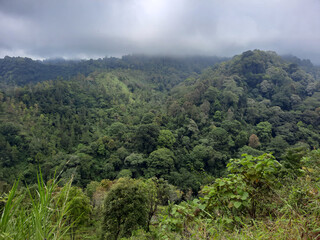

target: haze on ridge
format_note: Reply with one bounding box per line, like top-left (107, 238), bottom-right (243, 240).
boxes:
top-left (0, 0), bottom-right (319, 64)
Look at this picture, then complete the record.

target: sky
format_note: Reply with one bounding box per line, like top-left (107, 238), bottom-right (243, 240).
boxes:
top-left (0, 0), bottom-right (320, 63)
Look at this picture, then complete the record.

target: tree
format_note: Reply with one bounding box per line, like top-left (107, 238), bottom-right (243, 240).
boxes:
top-left (108, 122), bottom-right (127, 140)
top-left (256, 121), bottom-right (272, 143)
top-left (190, 144), bottom-right (213, 171)
top-left (200, 100), bottom-right (210, 115)
top-left (124, 153), bottom-right (147, 177)
top-left (209, 127), bottom-right (233, 152)
top-left (281, 143), bottom-right (309, 175)
top-left (248, 134), bottom-right (260, 149)
top-left (147, 148), bottom-right (175, 178)
top-left (267, 136), bottom-right (289, 156)
top-left (213, 110), bottom-right (222, 122)
top-left (63, 186), bottom-right (92, 240)
top-left (204, 86), bottom-right (220, 103)
top-left (135, 124), bottom-right (160, 153)
top-left (101, 178), bottom-right (149, 240)
top-left (158, 129), bottom-right (176, 149)
top-left (235, 131), bottom-right (248, 149)
top-left (259, 80), bottom-right (273, 97)
top-left (85, 181), bottom-right (100, 200)
top-left (117, 169), bottom-right (132, 178)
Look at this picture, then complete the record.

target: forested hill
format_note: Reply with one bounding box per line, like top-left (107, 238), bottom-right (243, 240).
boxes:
top-left (0, 55), bottom-right (225, 88)
top-left (1, 50), bottom-right (320, 193)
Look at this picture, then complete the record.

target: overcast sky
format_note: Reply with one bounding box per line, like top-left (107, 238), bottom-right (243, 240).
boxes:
top-left (0, 0), bottom-right (320, 63)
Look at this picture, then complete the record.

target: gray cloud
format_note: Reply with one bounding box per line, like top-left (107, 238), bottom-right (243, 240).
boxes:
top-left (0, 0), bottom-right (320, 63)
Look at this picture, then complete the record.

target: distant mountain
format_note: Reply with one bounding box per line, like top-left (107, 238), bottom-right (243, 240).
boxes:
top-left (0, 55), bottom-right (226, 88)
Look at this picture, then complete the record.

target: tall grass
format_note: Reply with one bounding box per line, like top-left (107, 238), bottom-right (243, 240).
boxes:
top-left (0, 172), bottom-right (73, 240)
top-left (0, 180), bottom-right (22, 239)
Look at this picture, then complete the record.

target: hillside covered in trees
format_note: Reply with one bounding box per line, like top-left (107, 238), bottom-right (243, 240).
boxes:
top-left (1, 50), bottom-right (320, 189)
top-left (1, 50), bottom-right (320, 239)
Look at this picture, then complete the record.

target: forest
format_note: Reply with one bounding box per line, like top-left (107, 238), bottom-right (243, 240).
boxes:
top-left (1, 50), bottom-right (320, 239)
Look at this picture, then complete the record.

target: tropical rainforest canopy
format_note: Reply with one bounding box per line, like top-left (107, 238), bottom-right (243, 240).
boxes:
top-left (1, 50), bottom-right (320, 239)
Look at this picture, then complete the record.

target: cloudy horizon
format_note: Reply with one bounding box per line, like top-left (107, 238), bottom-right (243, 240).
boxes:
top-left (1, 0), bottom-right (320, 64)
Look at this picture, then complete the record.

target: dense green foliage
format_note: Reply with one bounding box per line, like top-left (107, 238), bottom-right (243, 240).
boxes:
top-left (138, 150), bottom-right (320, 239)
top-left (1, 50), bottom-right (320, 239)
top-left (101, 178), bottom-right (150, 239)
top-left (3, 151), bottom-right (320, 239)
top-left (1, 50), bottom-right (320, 193)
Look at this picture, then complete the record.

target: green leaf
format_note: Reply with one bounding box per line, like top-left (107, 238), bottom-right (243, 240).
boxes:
top-left (198, 204), bottom-right (206, 210)
top-left (225, 218), bottom-right (233, 224)
top-left (218, 181), bottom-right (225, 187)
top-left (230, 194), bottom-right (237, 199)
top-left (233, 201), bottom-right (242, 209)
top-left (241, 192), bottom-right (249, 200)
